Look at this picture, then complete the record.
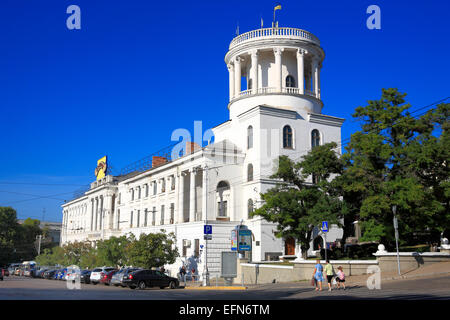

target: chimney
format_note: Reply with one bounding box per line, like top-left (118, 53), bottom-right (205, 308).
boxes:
top-left (186, 141), bottom-right (201, 155)
top-left (152, 156), bottom-right (167, 168)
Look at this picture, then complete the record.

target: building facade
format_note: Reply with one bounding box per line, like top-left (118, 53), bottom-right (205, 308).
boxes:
top-left (61, 24), bottom-right (345, 278)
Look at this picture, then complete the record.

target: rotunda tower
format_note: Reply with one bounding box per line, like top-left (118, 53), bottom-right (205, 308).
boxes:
top-left (225, 26), bottom-right (324, 119)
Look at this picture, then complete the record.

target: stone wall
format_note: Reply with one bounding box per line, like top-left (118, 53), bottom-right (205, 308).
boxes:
top-left (373, 252), bottom-right (450, 273)
top-left (235, 259), bottom-right (378, 285)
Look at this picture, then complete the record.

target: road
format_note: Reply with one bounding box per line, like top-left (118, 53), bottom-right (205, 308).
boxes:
top-left (0, 274), bottom-right (449, 300)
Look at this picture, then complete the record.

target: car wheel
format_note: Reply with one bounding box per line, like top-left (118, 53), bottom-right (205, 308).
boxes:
top-left (138, 281), bottom-right (146, 290)
top-left (169, 281), bottom-right (176, 289)
top-left (129, 285), bottom-right (136, 290)
top-left (92, 282), bottom-right (97, 285)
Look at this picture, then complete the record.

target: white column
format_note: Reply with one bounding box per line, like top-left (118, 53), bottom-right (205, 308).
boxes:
top-left (89, 199), bottom-right (94, 231)
top-left (296, 49), bottom-right (306, 95)
top-left (228, 63), bottom-right (235, 100)
top-left (189, 168), bottom-right (196, 222)
top-left (312, 57), bottom-right (319, 98)
top-left (274, 47), bottom-right (283, 92)
top-left (234, 56), bottom-right (241, 95)
top-left (250, 50), bottom-right (259, 95)
top-left (94, 198), bottom-right (98, 230)
top-left (318, 62), bottom-right (322, 99)
top-left (178, 173), bottom-right (185, 223)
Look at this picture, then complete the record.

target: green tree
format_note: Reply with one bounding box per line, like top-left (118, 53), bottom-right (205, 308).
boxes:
top-left (96, 235), bottom-right (133, 267)
top-left (0, 207), bottom-right (19, 266)
top-left (127, 231), bottom-right (178, 268)
top-left (343, 88), bottom-right (449, 247)
top-left (251, 143), bottom-right (345, 259)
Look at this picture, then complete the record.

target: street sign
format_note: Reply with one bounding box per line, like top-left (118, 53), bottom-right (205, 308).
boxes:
top-left (204, 225), bottom-right (212, 235)
top-left (321, 221), bottom-right (329, 232)
top-left (204, 234), bottom-right (212, 240)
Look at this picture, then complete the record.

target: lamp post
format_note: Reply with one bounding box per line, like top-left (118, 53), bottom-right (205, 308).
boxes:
top-left (392, 205), bottom-right (401, 275)
top-left (202, 165), bottom-right (210, 287)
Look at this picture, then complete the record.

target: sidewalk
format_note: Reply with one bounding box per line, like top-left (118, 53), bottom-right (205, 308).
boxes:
top-left (335, 261), bottom-right (450, 286)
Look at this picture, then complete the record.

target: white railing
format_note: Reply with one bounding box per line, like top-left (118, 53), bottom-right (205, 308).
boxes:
top-left (231, 86), bottom-right (318, 101)
top-left (229, 27), bottom-right (320, 50)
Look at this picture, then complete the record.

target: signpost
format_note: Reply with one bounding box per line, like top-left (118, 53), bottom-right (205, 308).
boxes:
top-left (204, 225), bottom-right (212, 241)
top-left (393, 205), bottom-right (401, 275)
top-left (321, 221), bottom-right (328, 261)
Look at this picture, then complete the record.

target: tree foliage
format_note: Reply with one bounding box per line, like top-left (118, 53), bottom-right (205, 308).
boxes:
top-left (251, 143), bottom-right (344, 258)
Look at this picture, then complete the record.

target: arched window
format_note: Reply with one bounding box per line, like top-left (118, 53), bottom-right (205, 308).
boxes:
top-left (286, 75), bottom-right (295, 88)
top-left (247, 199), bottom-right (254, 217)
top-left (217, 181), bottom-right (230, 217)
top-left (283, 125), bottom-right (293, 149)
top-left (311, 129), bottom-right (320, 148)
top-left (247, 163), bottom-right (253, 182)
top-left (247, 125), bottom-right (253, 149)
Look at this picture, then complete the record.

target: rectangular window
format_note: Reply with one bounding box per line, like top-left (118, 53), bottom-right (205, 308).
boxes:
top-left (131, 189), bottom-right (134, 201)
top-left (137, 210), bottom-right (140, 227)
top-left (182, 240), bottom-right (187, 257)
top-left (152, 207), bottom-right (156, 225)
top-left (138, 187), bottom-right (141, 199)
top-left (153, 182), bottom-right (157, 195)
top-left (161, 179), bottom-right (166, 193)
top-left (144, 209), bottom-right (148, 227)
top-left (118, 193), bottom-right (121, 205)
top-left (171, 176), bottom-right (175, 190)
top-left (194, 239), bottom-right (199, 257)
top-left (160, 205), bottom-right (165, 225)
top-left (145, 184), bottom-right (149, 197)
top-left (130, 211), bottom-right (133, 228)
top-left (170, 203), bottom-right (174, 224)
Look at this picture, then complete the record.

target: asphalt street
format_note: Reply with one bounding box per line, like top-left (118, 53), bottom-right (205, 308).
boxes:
top-left (1, 275), bottom-right (449, 300)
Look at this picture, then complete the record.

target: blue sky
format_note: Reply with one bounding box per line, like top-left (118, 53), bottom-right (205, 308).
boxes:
top-left (0, 0), bottom-right (449, 222)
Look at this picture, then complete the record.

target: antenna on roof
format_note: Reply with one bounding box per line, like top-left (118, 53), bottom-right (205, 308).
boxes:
top-left (236, 22), bottom-right (239, 36)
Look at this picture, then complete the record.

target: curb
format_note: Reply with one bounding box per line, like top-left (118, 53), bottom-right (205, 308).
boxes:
top-left (184, 286), bottom-right (248, 290)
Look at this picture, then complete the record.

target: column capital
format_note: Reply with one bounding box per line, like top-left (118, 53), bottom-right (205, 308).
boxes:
top-left (234, 56), bottom-right (243, 63)
top-left (273, 47), bottom-right (284, 56)
top-left (297, 48), bottom-right (308, 56)
top-left (250, 49), bottom-right (259, 57)
top-left (227, 63), bottom-right (234, 71)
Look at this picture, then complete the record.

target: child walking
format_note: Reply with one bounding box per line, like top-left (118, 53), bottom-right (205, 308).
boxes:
top-left (336, 266), bottom-right (346, 290)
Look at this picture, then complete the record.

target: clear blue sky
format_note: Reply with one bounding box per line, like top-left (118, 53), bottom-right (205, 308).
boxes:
top-left (0, 0), bottom-right (449, 222)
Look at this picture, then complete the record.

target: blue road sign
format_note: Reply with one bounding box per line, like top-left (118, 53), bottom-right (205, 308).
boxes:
top-left (322, 221), bottom-right (329, 232)
top-left (204, 225), bottom-right (212, 234)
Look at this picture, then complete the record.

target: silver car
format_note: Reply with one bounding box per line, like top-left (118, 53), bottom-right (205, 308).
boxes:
top-left (110, 268), bottom-right (141, 287)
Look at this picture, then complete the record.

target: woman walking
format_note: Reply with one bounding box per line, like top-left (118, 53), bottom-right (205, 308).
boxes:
top-left (324, 260), bottom-right (334, 291)
top-left (312, 259), bottom-right (324, 291)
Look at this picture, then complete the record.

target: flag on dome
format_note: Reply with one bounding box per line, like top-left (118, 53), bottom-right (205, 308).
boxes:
top-left (274, 4), bottom-right (282, 11)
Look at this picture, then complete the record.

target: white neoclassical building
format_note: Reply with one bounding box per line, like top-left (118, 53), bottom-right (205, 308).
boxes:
top-left (61, 24), bottom-right (345, 278)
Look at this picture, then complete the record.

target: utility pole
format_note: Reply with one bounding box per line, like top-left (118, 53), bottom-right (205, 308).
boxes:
top-left (202, 165), bottom-right (210, 287)
top-left (393, 205), bottom-right (401, 275)
top-left (36, 235), bottom-right (42, 255)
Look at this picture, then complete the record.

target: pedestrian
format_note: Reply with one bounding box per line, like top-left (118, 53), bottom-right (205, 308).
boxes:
top-left (179, 265), bottom-right (186, 282)
top-left (160, 266), bottom-right (165, 274)
top-left (312, 259), bottom-right (324, 291)
top-left (191, 267), bottom-right (196, 282)
top-left (324, 260), bottom-right (334, 291)
top-left (336, 266), bottom-right (346, 290)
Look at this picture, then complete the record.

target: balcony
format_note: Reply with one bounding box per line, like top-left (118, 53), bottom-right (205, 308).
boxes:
top-left (229, 27), bottom-right (320, 50)
top-left (231, 87), bottom-right (318, 102)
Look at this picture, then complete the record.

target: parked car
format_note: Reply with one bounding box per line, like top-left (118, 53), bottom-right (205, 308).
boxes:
top-left (123, 269), bottom-right (179, 290)
top-left (66, 266), bottom-right (81, 282)
top-left (36, 268), bottom-right (48, 278)
top-left (1, 268), bottom-right (9, 277)
top-left (90, 267), bottom-right (116, 285)
top-left (56, 268), bottom-right (67, 280)
top-left (80, 270), bottom-right (91, 284)
top-left (43, 269), bottom-right (57, 279)
top-left (14, 268), bottom-right (21, 276)
top-left (111, 268), bottom-right (141, 287)
top-left (99, 269), bottom-right (118, 285)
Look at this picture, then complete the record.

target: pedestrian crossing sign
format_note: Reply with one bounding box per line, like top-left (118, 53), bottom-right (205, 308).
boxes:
top-left (322, 221), bottom-right (328, 232)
